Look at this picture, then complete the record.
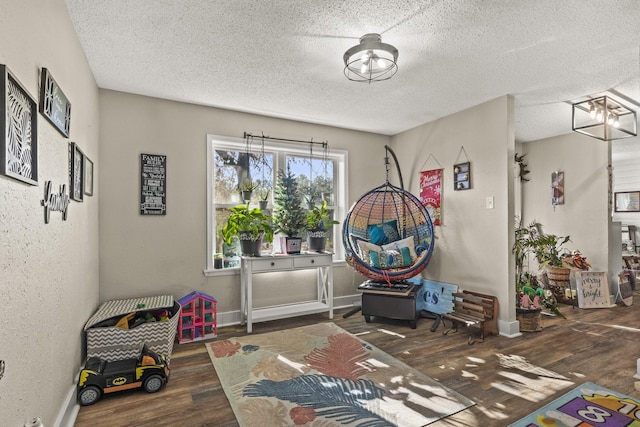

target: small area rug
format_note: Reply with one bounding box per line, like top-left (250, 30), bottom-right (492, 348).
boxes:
top-left (206, 322), bottom-right (474, 426)
top-left (509, 382), bottom-right (640, 426)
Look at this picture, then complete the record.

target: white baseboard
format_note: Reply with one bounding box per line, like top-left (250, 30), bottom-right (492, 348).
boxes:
top-left (54, 380), bottom-right (79, 427)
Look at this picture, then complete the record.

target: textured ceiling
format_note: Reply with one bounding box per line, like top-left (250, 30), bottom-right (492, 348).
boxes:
top-left (64, 0), bottom-right (640, 145)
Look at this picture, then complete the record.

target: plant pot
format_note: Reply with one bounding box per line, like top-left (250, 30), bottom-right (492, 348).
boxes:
top-left (238, 233), bottom-right (263, 257)
top-left (241, 191), bottom-right (253, 202)
top-left (307, 231), bottom-right (327, 252)
top-left (546, 266), bottom-right (572, 304)
top-left (258, 200), bottom-right (268, 210)
top-left (516, 308), bottom-right (543, 332)
top-left (280, 236), bottom-right (302, 254)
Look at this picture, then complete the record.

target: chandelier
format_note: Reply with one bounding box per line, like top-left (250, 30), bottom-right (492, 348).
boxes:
top-left (572, 95), bottom-right (637, 141)
top-left (343, 33), bottom-right (398, 83)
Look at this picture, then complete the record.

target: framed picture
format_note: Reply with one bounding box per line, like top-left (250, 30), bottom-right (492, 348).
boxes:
top-left (39, 68), bottom-right (71, 138)
top-left (0, 64), bottom-right (38, 185)
top-left (140, 153), bottom-right (166, 215)
top-left (614, 191), bottom-right (640, 212)
top-left (84, 156), bottom-right (93, 196)
top-left (453, 161), bottom-right (470, 191)
top-left (552, 171), bottom-right (565, 205)
top-left (70, 142), bottom-right (84, 202)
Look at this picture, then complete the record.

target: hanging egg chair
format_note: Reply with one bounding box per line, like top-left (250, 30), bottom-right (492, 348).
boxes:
top-left (343, 146), bottom-right (435, 282)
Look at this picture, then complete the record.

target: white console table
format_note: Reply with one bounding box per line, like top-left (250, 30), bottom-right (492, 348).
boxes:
top-left (240, 252), bottom-right (333, 333)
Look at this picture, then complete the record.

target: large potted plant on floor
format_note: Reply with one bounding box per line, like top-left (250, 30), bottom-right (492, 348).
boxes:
top-left (272, 167), bottom-right (305, 254)
top-left (512, 219), bottom-right (566, 331)
top-left (221, 203), bottom-right (273, 257)
top-left (305, 200), bottom-right (340, 252)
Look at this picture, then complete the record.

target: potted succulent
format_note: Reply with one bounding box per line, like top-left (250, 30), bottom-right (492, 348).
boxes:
top-left (272, 167), bottom-right (305, 254)
top-left (305, 200), bottom-right (340, 252)
top-left (221, 203), bottom-right (273, 257)
top-left (258, 187), bottom-right (270, 211)
top-left (237, 179), bottom-right (258, 202)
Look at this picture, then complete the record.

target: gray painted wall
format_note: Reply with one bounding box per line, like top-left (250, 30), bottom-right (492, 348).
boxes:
top-left (0, 0), bottom-right (100, 425)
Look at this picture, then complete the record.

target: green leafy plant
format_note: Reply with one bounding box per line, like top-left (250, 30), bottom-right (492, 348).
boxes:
top-left (221, 203), bottom-right (273, 245)
top-left (305, 200), bottom-right (339, 231)
top-left (272, 168), bottom-right (305, 237)
top-left (259, 187), bottom-right (271, 201)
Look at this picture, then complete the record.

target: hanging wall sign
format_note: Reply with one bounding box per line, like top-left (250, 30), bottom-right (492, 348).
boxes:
top-left (420, 169), bottom-right (442, 225)
top-left (140, 153), bottom-right (166, 215)
top-left (552, 171), bottom-right (564, 205)
top-left (453, 162), bottom-right (470, 191)
top-left (39, 68), bottom-right (71, 138)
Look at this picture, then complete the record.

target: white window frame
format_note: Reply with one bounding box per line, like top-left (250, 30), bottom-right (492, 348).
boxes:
top-left (204, 134), bottom-right (348, 275)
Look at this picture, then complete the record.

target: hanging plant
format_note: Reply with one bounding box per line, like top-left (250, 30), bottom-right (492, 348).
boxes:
top-left (515, 153), bottom-right (530, 182)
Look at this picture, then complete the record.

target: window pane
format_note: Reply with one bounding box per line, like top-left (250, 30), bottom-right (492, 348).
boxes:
top-left (286, 155), bottom-right (334, 208)
top-left (214, 150), bottom-right (274, 204)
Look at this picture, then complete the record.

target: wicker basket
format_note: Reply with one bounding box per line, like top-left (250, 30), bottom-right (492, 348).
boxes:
top-left (516, 308), bottom-right (543, 332)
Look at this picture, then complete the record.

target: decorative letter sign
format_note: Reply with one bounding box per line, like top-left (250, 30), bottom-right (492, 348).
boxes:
top-left (140, 153), bottom-right (166, 215)
top-left (41, 180), bottom-right (70, 223)
top-left (419, 169), bottom-right (442, 225)
top-left (575, 271), bottom-right (613, 309)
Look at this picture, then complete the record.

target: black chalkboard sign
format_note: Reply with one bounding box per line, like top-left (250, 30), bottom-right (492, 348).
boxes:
top-left (39, 68), bottom-right (71, 138)
top-left (140, 153), bottom-right (166, 215)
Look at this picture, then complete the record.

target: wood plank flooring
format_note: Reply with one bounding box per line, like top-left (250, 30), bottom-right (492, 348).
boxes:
top-left (74, 293), bottom-right (640, 426)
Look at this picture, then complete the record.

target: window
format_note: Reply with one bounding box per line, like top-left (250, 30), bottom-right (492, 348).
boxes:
top-left (205, 134), bottom-right (348, 273)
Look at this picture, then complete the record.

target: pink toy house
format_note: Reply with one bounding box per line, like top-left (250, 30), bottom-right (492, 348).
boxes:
top-left (177, 292), bottom-right (217, 343)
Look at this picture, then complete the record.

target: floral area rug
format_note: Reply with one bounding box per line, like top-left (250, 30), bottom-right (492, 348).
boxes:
top-left (509, 382), bottom-right (640, 426)
top-left (206, 322), bottom-right (474, 426)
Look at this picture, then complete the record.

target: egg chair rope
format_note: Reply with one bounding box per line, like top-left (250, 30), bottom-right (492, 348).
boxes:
top-left (342, 145), bottom-right (435, 285)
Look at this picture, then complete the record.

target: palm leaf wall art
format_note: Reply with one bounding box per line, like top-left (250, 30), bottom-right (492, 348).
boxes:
top-left (1, 64), bottom-right (38, 185)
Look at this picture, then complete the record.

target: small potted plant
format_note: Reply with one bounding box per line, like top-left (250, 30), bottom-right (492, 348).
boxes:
top-left (258, 187), bottom-right (270, 211)
top-left (221, 203), bottom-right (273, 257)
top-left (305, 200), bottom-right (339, 252)
top-left (272, 168), bottom-right (305, 254)
top-left (237, 179), bottom-right (258, 202)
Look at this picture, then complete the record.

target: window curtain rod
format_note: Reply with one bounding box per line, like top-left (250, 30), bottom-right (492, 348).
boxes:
top-left (243, 132), bottom-right (327, 148)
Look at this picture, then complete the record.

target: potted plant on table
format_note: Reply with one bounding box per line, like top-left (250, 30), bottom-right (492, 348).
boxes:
top-left (305, 200), bottom-right (340, 252)
top-left (221, 203), bottom-right (273, 257)
top-left (272, 167), bottom-right (305, 254)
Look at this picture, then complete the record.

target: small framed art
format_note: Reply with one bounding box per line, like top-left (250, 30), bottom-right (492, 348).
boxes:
top-left (453, 161), bottom-right (470, 191)
top-left (70, 142), bottom-right (84, 202)
top-left (84, 156), bottom-right (93, 196)
top-left (39, 68), bottom-right (71, 138)
top-left (614, 191), bottom-right (640, 212)
top-left (0, 64), bottom-right (38, 185)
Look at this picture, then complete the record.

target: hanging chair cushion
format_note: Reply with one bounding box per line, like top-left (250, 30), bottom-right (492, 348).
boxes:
top-left (367, 220), bottom-right (400, 245)
top-left (355, 236), bottom-right (418, 270)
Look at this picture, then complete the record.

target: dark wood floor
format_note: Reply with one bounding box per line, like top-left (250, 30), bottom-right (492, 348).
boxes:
top-left (74, 293), bottom-right (640, 427)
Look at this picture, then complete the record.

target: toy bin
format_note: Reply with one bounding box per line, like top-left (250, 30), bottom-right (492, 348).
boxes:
top-left (83, 295), bottom-right (180, 362)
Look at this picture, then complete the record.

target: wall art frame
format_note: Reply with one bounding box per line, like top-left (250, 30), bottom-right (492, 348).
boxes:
top-left (614, 191), bottom-right (640, 212)
top-left (84, 156), bottom-right (93, 196)
top-left (0, 64), bottom-right (38, 185)
top-left (70, 142), bottom-right (84, 202)
top-left (140, 153), bottom-right (167, 215)
top-left (453, 161), bottom-right (470, 191)
top-left (39, 68), bottom-right (71, 138)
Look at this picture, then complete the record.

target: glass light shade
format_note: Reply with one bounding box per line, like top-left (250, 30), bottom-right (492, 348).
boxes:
top-left (572, 95), bottom-right (637, 141)
top-left (344, 33), bottom-right (398, 83)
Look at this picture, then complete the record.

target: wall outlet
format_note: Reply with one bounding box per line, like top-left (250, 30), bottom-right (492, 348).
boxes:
top-left (486, 196), bottom-right (495, 209)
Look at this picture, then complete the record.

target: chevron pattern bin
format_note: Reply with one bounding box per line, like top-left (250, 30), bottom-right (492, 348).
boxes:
top-left (84, 295), bottom-right (180, 362)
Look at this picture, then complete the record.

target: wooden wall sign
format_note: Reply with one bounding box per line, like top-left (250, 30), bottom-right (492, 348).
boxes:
top-left (140, 153), bottom-right (166, 215)
top-left (575, 271), bottom-right (613, 309)
top-left (41, 180), bottom-right (70, 223)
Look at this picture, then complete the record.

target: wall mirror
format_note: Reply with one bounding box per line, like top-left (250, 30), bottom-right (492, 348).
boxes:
top-left (614, 191), bottom-right (640, 212)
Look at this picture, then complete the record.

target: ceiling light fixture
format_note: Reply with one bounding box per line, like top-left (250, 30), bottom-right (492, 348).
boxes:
top-left (343, 33), bottom-right (398, 83)
top-left (572, 95), bottom-right (637, 141)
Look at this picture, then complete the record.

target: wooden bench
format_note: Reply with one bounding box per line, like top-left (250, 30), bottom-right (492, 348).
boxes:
top-left (441, 290), bottom-right (498, 345)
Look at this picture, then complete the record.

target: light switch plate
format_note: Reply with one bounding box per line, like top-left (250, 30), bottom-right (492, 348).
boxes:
top-left (486, 196), bottom-right (494, 209)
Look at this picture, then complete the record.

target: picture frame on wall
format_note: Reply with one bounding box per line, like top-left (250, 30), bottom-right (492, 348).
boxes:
top-left (0, 64), bottom-right (38, 185)
top-left (84, 156), bottom-right (93, 196)
top-left (70, 142), bottom-right (84, 202)
top-left (453, 161), bottom-right (470, 191)
top-left (39, 68), bottom-right (71, 138)
top-left (614, 191), bottom-right (640, 212)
